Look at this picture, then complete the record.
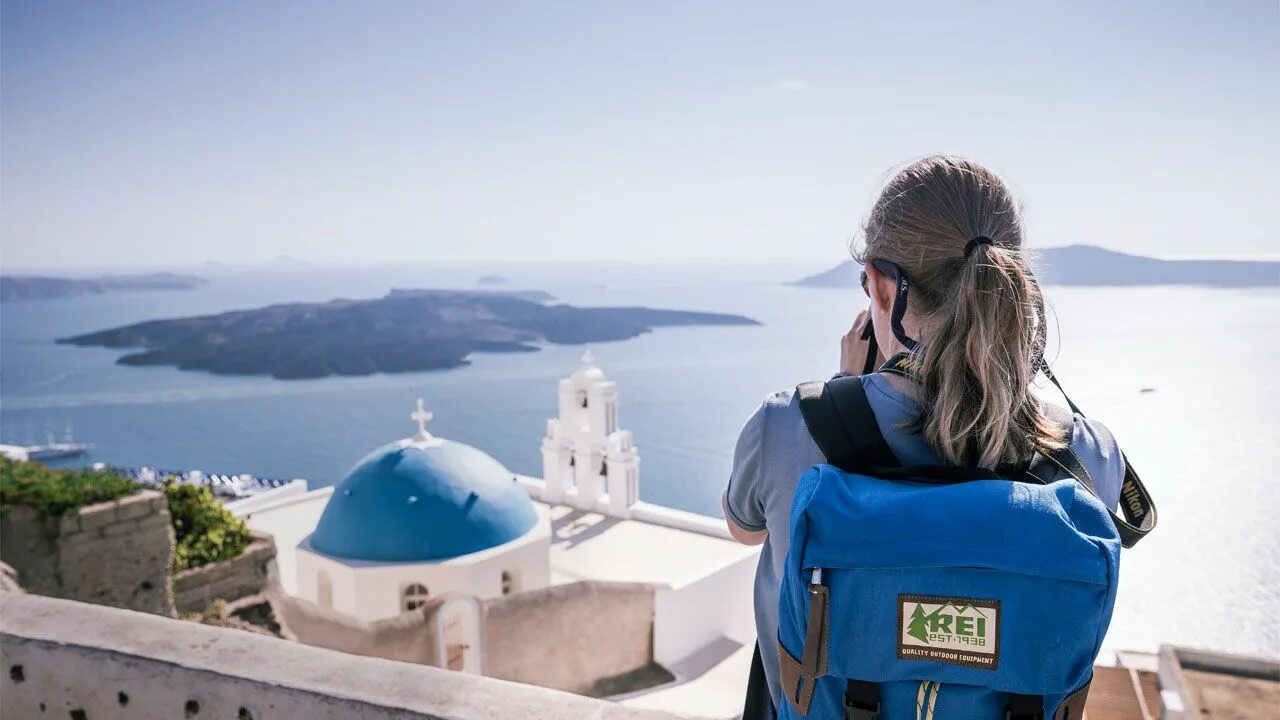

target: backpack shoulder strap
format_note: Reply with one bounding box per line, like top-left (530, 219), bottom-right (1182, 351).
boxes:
top-left (1026, 404), bottom-right (1095, 490)
top-left (796, 375), bottom-right (900, 473)
top-left (1029, 401), bottom-right (1157, 549)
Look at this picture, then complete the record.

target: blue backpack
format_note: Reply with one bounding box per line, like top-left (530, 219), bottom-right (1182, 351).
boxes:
top-left (776, 370), bottom-right (1156, 720)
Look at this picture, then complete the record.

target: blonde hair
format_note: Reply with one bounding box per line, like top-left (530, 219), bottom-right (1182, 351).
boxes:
top-left (856, 155), bottom-right (1063, 469)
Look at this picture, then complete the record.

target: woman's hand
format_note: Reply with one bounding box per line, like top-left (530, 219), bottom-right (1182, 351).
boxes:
top-left (839, 310), bottom-right (881, 376)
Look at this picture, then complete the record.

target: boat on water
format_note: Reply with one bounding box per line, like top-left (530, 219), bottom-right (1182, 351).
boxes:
top-left (0, 442), bottom-right (93, 462)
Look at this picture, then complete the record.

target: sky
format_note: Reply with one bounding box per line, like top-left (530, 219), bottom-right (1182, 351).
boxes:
top-left (2, 0), bottom-right (1278, 269)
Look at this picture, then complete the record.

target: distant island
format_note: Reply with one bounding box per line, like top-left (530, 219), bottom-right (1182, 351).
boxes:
top-left (0, 273), bottom-right (206, 302)
top-left (477, 274), bottom-right (508, 285)
top-left (791, 245), bottom-right (1280, 288)
top-left (60, 289), bottom-right (760, 380)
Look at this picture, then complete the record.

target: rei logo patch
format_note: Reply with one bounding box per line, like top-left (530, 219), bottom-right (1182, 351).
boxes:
top-left (897, 594), bottom-right (1000, 670)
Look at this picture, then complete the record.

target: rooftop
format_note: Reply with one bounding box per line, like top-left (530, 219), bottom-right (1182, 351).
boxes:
top-left (547, 504), bottom-right (757, 589)
top-left (309, 436), bottom-right (538, 563)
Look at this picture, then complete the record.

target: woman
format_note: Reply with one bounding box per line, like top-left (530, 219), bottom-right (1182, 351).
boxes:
top-left (723, 155), bottom-right (1126, 715)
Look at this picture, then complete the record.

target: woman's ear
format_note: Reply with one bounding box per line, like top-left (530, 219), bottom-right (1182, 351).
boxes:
top-left (867, 265), bottom-right (896, 316)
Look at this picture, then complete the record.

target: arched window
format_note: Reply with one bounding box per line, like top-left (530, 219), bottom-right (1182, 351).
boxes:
top-left (316, 570), bottom-right (333, 608)
top-left (403, 582), bottom-right (430, 611)
top-left (501, 570), bottom-right (517, 596)
top-left (578, 391), bottom-right (589, 409)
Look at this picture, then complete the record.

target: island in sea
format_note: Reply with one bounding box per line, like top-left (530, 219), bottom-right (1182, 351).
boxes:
top-left (791, 245), bottom-right (1280, 288)
top-left (0, 273), bottom-right (206, 302)
top-left (59, 289), bottom-right (761, 380)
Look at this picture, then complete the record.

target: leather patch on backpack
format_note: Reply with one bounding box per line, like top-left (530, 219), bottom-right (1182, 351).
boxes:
top-left (898, 594), bottom-right (1000, 670)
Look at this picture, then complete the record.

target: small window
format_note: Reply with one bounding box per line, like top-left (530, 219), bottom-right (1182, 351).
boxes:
top-left (317, 570), bottom-right (333, 608)
top-left (599, 460), bottom-right (607, 477)
top-left (579, 392), bottom-right (589, 409)
top-left (501, 570), bottom-right (517, 595)
top-left (403, 582), bottom-right (430, 611)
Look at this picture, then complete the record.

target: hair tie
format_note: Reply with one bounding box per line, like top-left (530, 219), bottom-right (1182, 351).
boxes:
top-left (964, 235), bottom-right (993, 258)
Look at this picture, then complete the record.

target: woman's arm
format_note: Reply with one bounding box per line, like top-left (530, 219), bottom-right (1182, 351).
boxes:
top-left (723, 491), bottom-right (768, 545)
top-left (724, 401), bottom-right (770, 545)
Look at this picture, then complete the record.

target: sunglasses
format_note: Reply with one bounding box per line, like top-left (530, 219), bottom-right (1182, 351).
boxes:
top-left (860, 260), bottom-right (918, 351)
top-left (860, 260), bottom-right (906, 297)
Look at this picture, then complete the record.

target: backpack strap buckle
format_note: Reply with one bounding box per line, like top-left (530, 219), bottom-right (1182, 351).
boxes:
top-left (1006, 694), bottom-right (1044, 720)
top-left (844, 680), bottom-right (880, 720)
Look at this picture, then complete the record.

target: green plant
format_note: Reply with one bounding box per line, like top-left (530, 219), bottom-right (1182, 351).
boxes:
top-left (0, 458), bottom-right (140, 517)
top-left (164, 480), bottom-right (252, 571)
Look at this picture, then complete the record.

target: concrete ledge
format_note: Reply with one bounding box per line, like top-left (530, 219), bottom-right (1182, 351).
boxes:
top-left (0, 593), bottom-right (684, 720)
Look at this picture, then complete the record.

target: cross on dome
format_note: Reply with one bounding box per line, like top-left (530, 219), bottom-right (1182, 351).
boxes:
top-left (410, 398), bottom-right (434, 441)
top-left (581, 350), bottom-right (596, 367)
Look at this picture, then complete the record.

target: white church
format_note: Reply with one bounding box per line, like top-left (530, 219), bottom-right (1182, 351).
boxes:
top-left (233, 352), bottom-right (758, 718)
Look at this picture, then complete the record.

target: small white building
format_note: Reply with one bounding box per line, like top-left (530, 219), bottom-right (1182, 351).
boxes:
top-left (237, 355), bottom-right (760, 718)
top-left (541, 351), bottom-right (639, 518)
top-left (294, 400), bottom-right (552, 623)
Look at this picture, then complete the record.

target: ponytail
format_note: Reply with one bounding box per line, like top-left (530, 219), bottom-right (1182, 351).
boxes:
top-left (917, 243), bottom-right (1064, 469)
top-left (858, 155), bottom-right (1064, 470)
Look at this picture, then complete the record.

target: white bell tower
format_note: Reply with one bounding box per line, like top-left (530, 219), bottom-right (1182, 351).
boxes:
top-left (540, 351), bottom-right (640, 518)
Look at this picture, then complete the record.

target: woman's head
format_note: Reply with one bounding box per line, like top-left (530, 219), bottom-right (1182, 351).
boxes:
top-left (855, 155), bottom-right (1062, 469)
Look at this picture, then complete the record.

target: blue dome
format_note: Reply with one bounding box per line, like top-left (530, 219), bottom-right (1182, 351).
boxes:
top-left (309, 439), bottom-right (538, 562)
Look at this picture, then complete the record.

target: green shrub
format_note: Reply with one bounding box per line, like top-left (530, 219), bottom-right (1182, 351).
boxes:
top-left (0, 458), bottom-right (140, 517)
top-left (0, 459), bottom-right (252, 571)
top-left (164, 480), bottom-right (252, 571)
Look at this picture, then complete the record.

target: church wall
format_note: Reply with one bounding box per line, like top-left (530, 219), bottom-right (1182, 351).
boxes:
top-left (482, 580), bottom-right (657, 695)
top-left (295, 547), bottom-right (359, 615)
top-left (295, 521), bottom-right (551, 622)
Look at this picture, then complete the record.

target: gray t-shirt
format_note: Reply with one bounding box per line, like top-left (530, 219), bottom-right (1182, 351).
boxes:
top-left (725, 373), bottom-right (1126, 705)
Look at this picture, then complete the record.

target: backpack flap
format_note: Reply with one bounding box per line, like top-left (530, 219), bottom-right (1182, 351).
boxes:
top-left (778, 465), bottom-right (1118, 718)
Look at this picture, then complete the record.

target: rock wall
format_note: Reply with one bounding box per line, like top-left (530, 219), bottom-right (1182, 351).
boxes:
top-left (0, 490), bottom-right (175, 616)
top-left (173, 532), bottom-right (276, 615)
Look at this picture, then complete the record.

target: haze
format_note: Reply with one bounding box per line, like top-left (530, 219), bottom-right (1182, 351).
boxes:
top-left (3, 1), bottom-right (1277, 269)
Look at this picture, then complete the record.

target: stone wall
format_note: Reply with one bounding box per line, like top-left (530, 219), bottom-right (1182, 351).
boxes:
top-left (483, 580), bottom-right (658, 695)
top-left (266, 579), bottom-right (660, 697)
top-left (174, 532), bottom-right (276, 615)
top-left (0, 593), bottom-right (680, 720)
top-left (0, 490), bottom-right (175, 616)
top-left (265, 586), bottom-right (440, 665)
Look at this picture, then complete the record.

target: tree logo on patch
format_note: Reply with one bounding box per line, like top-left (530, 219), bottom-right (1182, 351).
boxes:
top-left (898, 594), bottom-right (1000, 670)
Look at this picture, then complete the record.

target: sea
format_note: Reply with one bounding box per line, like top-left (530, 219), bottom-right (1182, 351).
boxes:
top-left (2, 260), bottom-right (1277, 661)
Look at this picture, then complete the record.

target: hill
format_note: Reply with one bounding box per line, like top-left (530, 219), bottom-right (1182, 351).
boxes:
top-left (0, 273), bottom-right (206, 301)
top-left (60, 289), bottom-right (760, 380)
top-left (790, 245), bottom-right (1280, 288)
